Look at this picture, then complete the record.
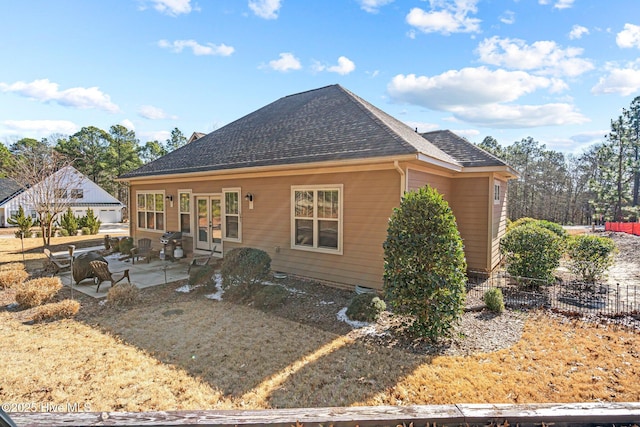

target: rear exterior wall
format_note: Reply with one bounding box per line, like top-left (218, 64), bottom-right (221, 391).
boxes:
top-left (407, 169), bottom-right (490, 272)
top-left (129, 168), bottom-right (401, 290)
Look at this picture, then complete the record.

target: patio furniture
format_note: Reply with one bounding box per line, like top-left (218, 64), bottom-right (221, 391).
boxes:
top-left (43, 248), bottom-right (71, 276)
top-left (131, 238), bottom-right (154, 264)
top-left (89, 260), bottom-right (131, 292)
top-left (187, 244), bottom-right (222, 274)
top-left (73, 252), bottom-right (106, 285)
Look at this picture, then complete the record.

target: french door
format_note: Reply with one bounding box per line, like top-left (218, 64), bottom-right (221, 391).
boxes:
top-left (195, 195), bottom-right (222, 255)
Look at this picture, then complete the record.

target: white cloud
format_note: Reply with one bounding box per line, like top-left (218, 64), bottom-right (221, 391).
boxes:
top-left (120, 119), bottom-right (136, 131)
top-left (455, 103), bottom-right (589, 128)
top-left (314, 56), bottom-right (356, 75)
top-left (539, 0), bottom-right (574, 9)
top-left (150, 0), bottom-right (193, 16)
top-left (328, 56), bottom-right (356, 75)
top-left (358, 0), bottom-right (394, 13)
top-left (591, 65), bottom-right (640, 96)
top-left (140, 130), bottom-right (171, 143)
top-left (157, 39), bottom-right (234, 56)
top-left (268, 52), bottom-right (302, 72)
top-left (248, 0), bottom-right (282, 19)
top-left (406, 0), bottom-right (481, 35)
top-left (553, 0), bottom-right (575, 9)
top-left (569, 25), bottom-right (589, 40)
top-left (500, 10), bottom-right (515, 25)
top-left (2, 120), bottom-right (78, 137)
top-left (617, 23), bottom-right (640, 49)
top-left (476, 36), bottom-right (593, 77)
top-left (138, 105), bottom-right (177, 120)
top-left (0, 79), bottom-right (120, 113)
top-left (404, 121), bottom-right (441, 133)
top-left (387, 68), bottom-right (562, 110)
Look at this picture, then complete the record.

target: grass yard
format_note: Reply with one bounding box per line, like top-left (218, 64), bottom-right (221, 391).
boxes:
top-left (0, 232), bottom-right (639, 411)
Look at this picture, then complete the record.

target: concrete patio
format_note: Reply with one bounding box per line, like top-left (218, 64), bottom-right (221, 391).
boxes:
top-left (54, 246), bottom-right (190, 298)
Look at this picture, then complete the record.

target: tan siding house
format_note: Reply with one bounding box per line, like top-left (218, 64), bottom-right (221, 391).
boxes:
top-left (121, 85), bottom-right (518, 290)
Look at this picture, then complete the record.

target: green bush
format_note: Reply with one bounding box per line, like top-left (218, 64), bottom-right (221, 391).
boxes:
top-left (58, 208), bottom-right (78, 236)
top-left (118, 237), bottom-right (134, 255)
top-left (80, 227), bottom-right (91, 235)
top-left (507, 217), bottom-right (537, 231)
top-left (253, 285), bottom-right (289, 309)
top-left (221, 247), bottom-right (271, 295)
top-left (346, 293), bottom-right (386, 322)
top-left (8, 205), bottom-right (33, 238)
top-left (484, 287), bottom-right (505, 313)
top-left (500, 223), bottom-right (562, 285)
top-left (567, 234), bottom-right (617, 283)
top-left (78, 208), bottom-right (101, 234)
top-left (383, 185), bottom-right (467, 342)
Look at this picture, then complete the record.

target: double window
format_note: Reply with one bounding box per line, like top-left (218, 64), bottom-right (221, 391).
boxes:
top-left (137, 192), bottom-right (165, 231)
top-left (292, 185), bottom-right (342, 253)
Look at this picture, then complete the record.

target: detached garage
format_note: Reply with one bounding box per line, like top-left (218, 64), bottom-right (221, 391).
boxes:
top-left (0, 166), bottom-right (125, 227)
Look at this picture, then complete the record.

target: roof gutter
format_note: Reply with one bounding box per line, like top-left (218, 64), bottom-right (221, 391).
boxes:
top-left (118, 154), bottom-right (417, 183)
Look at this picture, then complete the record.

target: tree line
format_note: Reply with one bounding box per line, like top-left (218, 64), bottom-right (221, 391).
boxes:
top-left (0, 125), bottom-right (189, 204)
top-left (478, 95), bottom-right (640, 225)
top-left (2, 94), bottom-right (640, 226)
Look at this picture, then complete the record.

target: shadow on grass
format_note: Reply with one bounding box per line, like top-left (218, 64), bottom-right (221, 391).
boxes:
top-left (77, 283), bottom-right (426, 408)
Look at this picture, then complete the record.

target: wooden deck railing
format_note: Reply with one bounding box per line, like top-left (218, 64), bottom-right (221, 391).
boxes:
top-left (7, 402), bottom-right (640, 427)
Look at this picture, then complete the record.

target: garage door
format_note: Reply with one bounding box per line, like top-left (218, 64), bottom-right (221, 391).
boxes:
top-left (98, 209), bottom-right (119, 223)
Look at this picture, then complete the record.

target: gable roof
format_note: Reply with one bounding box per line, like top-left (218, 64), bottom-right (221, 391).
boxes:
top-left (0, 178), bottom-right (24, 204)
top-left (421, 130), bottom-right (510, 168)
top-left (121, 85), bottom-right (461, 179)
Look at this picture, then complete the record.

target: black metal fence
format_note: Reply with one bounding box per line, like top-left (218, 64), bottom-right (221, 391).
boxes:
top-left (467, 270), bottom-right (639, 317)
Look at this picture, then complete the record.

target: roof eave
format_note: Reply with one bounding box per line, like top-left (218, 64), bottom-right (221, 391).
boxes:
top-left (416, 153), bottom-right (463, 172)
top-left (461, 165), bottom-right (520, 179)
top-left (118, 154), bottom-right (419, 182)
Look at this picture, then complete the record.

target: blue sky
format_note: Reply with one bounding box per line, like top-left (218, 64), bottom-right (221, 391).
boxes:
top-left (1, 0), bottom-right (640, 154)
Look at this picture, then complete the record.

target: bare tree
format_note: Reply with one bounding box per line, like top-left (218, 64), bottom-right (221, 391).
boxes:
top-left (8, 144), bottom-right (83, 246)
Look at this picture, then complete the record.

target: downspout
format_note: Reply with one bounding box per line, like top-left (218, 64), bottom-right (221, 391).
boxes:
top-left (394, 160), bottom-right (406, 200)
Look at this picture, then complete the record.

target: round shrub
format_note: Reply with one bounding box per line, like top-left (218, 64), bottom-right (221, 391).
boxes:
top-left (383, 185), bottom-right (467, 341)
top-left (14, 277), bottom-right (62, 308)
top-left (81, 227), bottom-right (91, 236)
top-left (253, 285), bottom-right (289, 309)
top-left (507, 217), bottom-right (537, 231)
top-left (107, 282), bottom-right (140, 306)
top-left (118, 237), bottom-right (134, 255)
top-left (31, 299), bottom-right (81, 322)
top-left (0, 269), bottom-right (29, 289)
top-left (221, 247), bottom-right (271, 294)
top-left (567, 234), bottom-right (617, 283)
top-left (483, 287), bottom-right (505, 313)
top-left (346, 293), bottom-right (386, 322)
top-left (500, 223), bottom-right (562, 285)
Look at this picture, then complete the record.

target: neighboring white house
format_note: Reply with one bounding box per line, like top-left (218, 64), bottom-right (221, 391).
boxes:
top-left (0, 166), bottom-right (125, 227)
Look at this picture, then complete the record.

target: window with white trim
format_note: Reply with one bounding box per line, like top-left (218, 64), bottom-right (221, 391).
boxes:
top-left (494, 183), bottom-right (501, 204)
top-left (136, 192), bottom-right (165, 231)
top-left (223, 189), bottom-right (241, 240)
top-left (292, 185), bottom-right (342, 253)
top-left (178, 191), bottom-right (191, 234)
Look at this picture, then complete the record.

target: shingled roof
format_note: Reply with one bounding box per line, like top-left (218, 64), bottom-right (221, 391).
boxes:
top-left (0, 178), bottom-right (24, 205)
top-left (421, 130), bottom-right (510, 168)
top-left (121, 85), bottom-right (462, 179)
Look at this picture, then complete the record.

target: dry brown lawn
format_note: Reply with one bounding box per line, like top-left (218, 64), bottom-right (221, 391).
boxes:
top-left (0, 231), bottom-right (639, 412)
